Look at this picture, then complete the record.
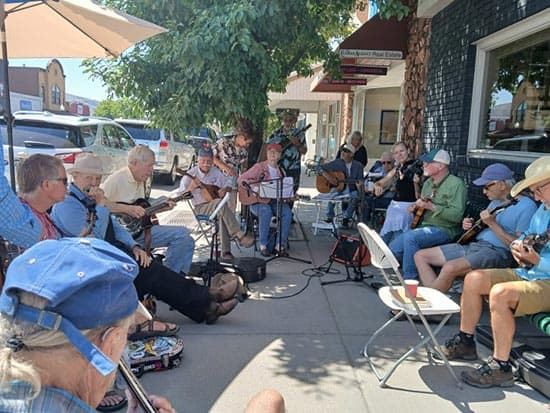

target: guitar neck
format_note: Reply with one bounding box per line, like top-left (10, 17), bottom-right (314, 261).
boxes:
top-left (118, 359), bottom-right (157, 412)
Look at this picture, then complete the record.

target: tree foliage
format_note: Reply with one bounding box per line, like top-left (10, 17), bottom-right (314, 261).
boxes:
top-left (94, 97), bottom-right (145, 119)
top-left (85, 0), bottom-right (363, 133)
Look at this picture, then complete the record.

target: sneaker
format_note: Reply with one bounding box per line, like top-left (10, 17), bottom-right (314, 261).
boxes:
top-left (260, 248), bottom-right (272, 257)
top-left (324, 217), bottom-right (334, 223)
top-left (461, 357), bottom-right (515, 388)
top-left (436, 332), bottom-right (478, 361)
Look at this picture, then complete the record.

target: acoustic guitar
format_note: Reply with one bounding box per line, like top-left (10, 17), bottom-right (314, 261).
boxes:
top-left (115, 192), bottom-right (192, 238)
top-left (316, 172), bottom-right (362, 194)
top-left (119, 359), bottom-right (158, 412)
top-left (456, 199), bottom-right (518, 244)
top-left (178, 168), bottom-right (221, 202)
top-left (238, 182), bottom-right (271, 206)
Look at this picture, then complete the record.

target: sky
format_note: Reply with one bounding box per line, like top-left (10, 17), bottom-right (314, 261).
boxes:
top-left (11, 58), bottom-right (109, 102)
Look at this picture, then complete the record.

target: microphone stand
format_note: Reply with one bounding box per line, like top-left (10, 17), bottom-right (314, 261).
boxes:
top-left (262, 176), bottom-right (311, 265)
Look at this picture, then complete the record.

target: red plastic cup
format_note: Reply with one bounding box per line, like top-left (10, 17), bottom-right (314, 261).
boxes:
top-left (405, 280), bottom-right (419, 298)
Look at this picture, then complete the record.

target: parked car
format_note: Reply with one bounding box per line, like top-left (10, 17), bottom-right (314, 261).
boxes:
top-left (0, 111), bottom-right (136, 179)
top-left (491, 133), bottom-right (550, 153)
top-left (116, 119), bottom-right (196, 185)
top-left (182, 127), bottom-right (218, 154)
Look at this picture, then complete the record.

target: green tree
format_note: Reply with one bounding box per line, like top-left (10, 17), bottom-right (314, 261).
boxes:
top-left (86, 0), bottom-right (366, 134)
top-left (94, 98), bottom-right (145, 119)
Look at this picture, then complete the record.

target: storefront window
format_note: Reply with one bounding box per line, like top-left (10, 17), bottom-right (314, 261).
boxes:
top-left (481, 28), bottom-right (549, 153)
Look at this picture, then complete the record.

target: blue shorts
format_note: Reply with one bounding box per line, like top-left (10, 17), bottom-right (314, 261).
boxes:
top-left (439, 240), bottom-right (513, 269)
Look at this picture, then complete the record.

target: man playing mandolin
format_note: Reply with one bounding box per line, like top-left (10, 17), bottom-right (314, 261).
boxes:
top-left (438, 156), bottom-right (550, 389)
top-left (415, 163), bottom-right (536, 293)
top-left (389, 148), bottom-right (466, 280)
top-left (319, 144), bottom-right (364, 229)
top-left (102, 145), bottom-right (195, 275)
top-left (179, 147), bottom-right (254, 259)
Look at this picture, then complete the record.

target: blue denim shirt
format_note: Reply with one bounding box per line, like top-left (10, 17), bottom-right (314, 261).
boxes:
top-left (0, 151), bottom-right (42, 247)
top-left (51, 183), bottom-right (136, 250)
top-left (0, 381), bottom-right (94, 412)
top-left (515, 204), bottom-right (550, 281)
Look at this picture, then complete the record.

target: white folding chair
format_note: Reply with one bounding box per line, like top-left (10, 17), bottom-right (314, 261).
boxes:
top-left (357, 223), bottom-right (462, 388)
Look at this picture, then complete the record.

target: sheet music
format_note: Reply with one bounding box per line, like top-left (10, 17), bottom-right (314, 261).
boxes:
top-left (258, 177), bottom-right (294, 199)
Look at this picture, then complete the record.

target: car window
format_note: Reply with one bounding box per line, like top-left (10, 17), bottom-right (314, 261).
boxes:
top-left (0, 120), bottom-right (82, 148)
top-left (120, 124), bottom-right (161, 141)
top-left (79, 125), bottom-right (98, 147)
top-left (101, 125), bottom-right (135, 150)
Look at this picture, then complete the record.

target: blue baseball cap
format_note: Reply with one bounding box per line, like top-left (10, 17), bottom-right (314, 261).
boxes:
top-left (473, 163), bottom-right (514, 186)
top-left (198, 147), bottom-right (213, 158)
top-left (419, 148), bottom-right (450, 165)
top-left (0, 238), bottom-right (139, 376)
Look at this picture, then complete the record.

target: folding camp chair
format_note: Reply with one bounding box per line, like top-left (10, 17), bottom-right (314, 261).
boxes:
top-left (357, 223), bottom-right (462, 388)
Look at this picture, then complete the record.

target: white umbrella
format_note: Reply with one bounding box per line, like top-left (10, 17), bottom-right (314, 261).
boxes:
top-left (0, 0), bottom-right (167, 187)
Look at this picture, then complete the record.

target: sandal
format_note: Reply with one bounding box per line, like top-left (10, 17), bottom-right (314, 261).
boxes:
top-left (127, 318), bottom-right (180, 341)
top-left (96, 390), bottom-right (127, 412)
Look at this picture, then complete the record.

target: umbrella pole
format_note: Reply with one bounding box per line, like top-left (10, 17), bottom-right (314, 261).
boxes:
top-left (0, 0), bottom-right (16, 189)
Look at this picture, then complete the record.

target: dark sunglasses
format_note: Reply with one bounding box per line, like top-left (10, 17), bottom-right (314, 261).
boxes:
top-left (483, 181), bottom-right (497, 191)
top-left (381, 161), bottom-right (393, 165)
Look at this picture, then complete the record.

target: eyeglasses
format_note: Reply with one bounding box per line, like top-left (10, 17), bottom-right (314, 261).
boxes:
top-left (52, 177), bottom-right (68, 186)
top-left (533, 180), bottom-right (550, 196)
top-left (381, 161), bottom-right (393, 165)
top-left (483, 181), bottom-right (498, 191)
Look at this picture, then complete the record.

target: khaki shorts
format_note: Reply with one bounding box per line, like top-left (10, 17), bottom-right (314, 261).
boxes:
top-left (484, 268), bottom-right (550, 317)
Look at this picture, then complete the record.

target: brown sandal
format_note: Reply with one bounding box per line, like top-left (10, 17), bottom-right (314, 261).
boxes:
top-left (127, 318), bottom-right (180, 341)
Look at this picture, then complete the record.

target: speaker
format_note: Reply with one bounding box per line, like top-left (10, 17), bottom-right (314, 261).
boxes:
top-left (329, 235), bottom-right (370, 267)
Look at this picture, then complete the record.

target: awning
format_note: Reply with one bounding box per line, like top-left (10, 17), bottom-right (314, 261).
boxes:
top-left (338, 14), bottom-right (409, 60)
top-left (311, 14), bottom-right (408, 93)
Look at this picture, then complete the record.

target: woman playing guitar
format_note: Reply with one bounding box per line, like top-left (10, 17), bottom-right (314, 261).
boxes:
top-left (238, 143), bottom-right (293, 257)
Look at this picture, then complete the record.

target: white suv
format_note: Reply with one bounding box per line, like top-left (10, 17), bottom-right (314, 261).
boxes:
top-left (1, 111), bottom-right (136, 177)
top-left (116, 119), bottom-right (196, 185)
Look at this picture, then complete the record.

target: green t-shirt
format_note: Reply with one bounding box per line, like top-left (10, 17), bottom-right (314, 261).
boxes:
top-left (420, 173), bottom-right (466, 239)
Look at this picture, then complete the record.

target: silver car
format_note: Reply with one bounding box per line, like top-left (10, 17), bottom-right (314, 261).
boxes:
top-left (116, 119), bottom-right (196, 185)
top-left (0, 111), bottom-right (135, 179)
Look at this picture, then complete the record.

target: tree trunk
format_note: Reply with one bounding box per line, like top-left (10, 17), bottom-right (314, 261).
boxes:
top-left (400, 12), bottom-right (431, 158)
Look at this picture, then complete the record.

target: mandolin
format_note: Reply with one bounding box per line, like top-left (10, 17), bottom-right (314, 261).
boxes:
top-left (178, 169), bottom-right (221, 202)
top-left (517, 229), bottom-right (550, 269)
top-left (457, 198), bottom-right (518, 244)
top-left (410, 196), bottom-right (431, 229)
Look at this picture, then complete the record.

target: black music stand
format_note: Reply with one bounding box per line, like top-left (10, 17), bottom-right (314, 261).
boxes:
top-left (253, 176), bottom-right (311, 265)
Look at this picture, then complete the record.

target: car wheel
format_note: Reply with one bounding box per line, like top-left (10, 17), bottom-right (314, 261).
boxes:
top-left (162, 159), bottom-right (177, 186)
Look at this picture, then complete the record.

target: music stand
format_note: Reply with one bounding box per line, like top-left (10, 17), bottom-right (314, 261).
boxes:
top-left (195, 192), bottom-right (231, 287)
top-left (257, 176), bottom-right (311, 265)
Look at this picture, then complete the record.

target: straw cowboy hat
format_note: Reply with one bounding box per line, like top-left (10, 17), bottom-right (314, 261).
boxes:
top-left (510, 156), bottom-right (550, 197)
top-left (67, 153), bottom-right (105, 176)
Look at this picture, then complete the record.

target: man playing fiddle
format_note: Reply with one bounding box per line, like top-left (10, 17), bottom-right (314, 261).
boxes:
top-left (238, 143), bottom-right (292, 257)
top-left (179, 148), bottom-right (254, 260)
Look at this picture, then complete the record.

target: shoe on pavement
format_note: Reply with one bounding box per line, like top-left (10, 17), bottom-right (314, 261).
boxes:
top-left (237, 233), bottom-right (254, 247)
top-left (260, 248), bottom-right (272, 257)
top-left (209, 279), bottom-right (239, 302)
top-left (435, 332), bottom-right (478, 361)
top-left (324, 217), bottom-right (333, 223)
top-left (205, 298), bottom-right (238, 324)
top-left (461, 356), bottom-right (515, 388)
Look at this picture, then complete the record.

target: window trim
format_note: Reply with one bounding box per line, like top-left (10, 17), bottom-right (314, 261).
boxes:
top-left (467, 8), bottom-right (550, 161)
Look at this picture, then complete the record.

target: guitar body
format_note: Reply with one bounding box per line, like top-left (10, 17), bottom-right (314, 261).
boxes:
top-left (238, 184), bottom-right (270, 206)
top-left (115, 192), bottom-right (191, 238)
top-left (316, 171), bottom-right (345, 193)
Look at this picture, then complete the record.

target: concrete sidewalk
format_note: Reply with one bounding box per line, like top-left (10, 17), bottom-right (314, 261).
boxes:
top-left (143, 173), bottom-right (549, 413)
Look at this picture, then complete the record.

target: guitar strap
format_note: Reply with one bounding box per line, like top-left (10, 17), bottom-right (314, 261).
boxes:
top-left (140, 182), bottom-right (153, 254)
top-left (68, 192), bottom-right (97, 237)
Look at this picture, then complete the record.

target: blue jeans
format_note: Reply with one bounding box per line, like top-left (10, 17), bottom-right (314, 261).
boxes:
top-left (326, 188), bottom-right (359, 220)
top-left (137, 225), bottom-right (195, 274)
top-left (250, 200), bottom-right (292, 250)
top-left (389, 226), bottom-right (451, 279)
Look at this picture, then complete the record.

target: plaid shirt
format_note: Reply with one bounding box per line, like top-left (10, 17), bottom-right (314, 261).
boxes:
top-left (0, 152), bottom-right (42, 248)
top-left (0, 381), bottom-right (95, 412)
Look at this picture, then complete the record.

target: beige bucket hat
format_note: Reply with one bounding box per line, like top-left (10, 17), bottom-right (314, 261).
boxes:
top-left (67, 153), bottom-right (105, 176)
top-left (510, 156), bottom-right (550, 197)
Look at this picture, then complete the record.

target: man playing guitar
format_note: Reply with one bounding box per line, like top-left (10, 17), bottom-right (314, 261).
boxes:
top-left (319, 144), bottom-right (364, 229)
top-left (179, 147), bottom-right (254, 260)
top-left (415, 163), bottom-right (537, 293)
top-left (238, 143), bottom-right (293, 257)
top-left (101, 145), bottom-right (195, 275)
